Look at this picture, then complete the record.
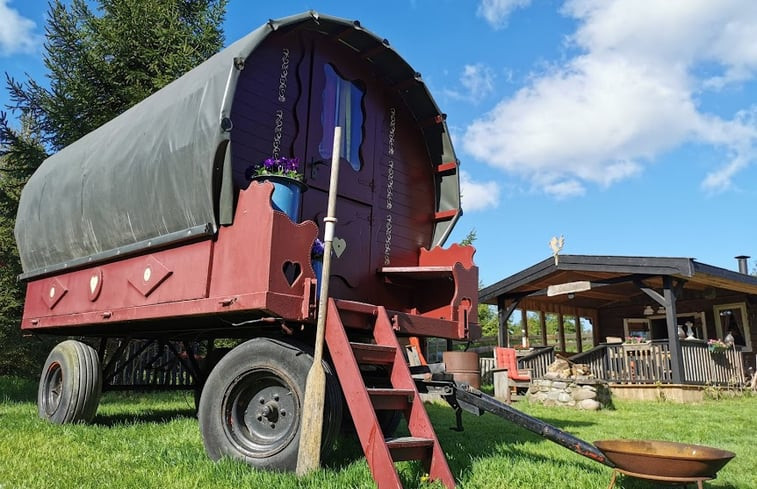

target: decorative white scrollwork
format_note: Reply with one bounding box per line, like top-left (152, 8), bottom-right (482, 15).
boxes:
top-left (384, 107), bottom-right (396, 265)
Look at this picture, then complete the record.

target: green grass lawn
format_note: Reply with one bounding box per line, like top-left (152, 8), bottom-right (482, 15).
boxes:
top-left (1, 376), bottom-right (755, 488)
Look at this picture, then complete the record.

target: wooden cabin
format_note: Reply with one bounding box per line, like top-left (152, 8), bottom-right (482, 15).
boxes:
top-left (480, 255), bottom-right (757, 388)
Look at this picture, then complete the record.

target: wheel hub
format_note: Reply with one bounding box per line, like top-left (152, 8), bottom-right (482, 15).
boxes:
top-left (43, 362), bottom-right (63, 416)
top-left (225, 371), bottom-right (299, 457)
top-left (248, 394), bottom-right (289, 429)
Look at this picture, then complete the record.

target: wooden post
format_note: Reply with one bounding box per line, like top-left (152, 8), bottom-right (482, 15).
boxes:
top-left (497, 296), bottom-right (506, 347)
top-left (520, 308), bottom-right (528, 348)
top-left (575, 309), bottom-right (583, 353)
top-left (539, 310), bottom-right (547, 346)
top-left (558, 312), bottom-right (566, 353)
top-left (664, 276), bottom-right (684, 384)
top-left (498, 298), bottom-right (522, 348)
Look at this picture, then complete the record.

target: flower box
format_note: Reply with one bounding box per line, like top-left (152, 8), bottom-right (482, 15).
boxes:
top-left (246, 157), bottom-right (306, 221)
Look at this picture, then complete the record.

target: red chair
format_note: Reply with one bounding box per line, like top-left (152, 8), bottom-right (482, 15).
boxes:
top-left (494, 347), bottom-right (531, 382)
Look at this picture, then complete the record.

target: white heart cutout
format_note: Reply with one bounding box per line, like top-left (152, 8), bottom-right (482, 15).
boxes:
top-left (90, 275), bottom-right (99, 294)
top-left (332, 237), bottom-right (347, 258)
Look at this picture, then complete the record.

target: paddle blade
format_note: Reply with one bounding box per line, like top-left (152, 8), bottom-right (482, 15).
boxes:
top-left (296, 362), bottom-right (326, 475)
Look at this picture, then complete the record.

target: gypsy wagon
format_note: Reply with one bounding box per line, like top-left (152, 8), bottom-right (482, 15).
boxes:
top-left (15, 10), bottom-right (480, 487)
top-left (17, 11), bottom-right (737, 489)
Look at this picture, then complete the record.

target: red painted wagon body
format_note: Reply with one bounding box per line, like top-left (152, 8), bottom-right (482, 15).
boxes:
top-left (16, 12), bottom-right (479, 485)
top-left (17, 12), bottom-right (478, 342)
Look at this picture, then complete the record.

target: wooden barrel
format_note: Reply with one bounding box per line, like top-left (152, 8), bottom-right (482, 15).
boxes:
top-left (443, 351), bottom-right (481, 389)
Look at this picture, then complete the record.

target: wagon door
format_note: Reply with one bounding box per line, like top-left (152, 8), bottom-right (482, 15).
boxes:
top-left (299, 36), bottom-right (380, 300)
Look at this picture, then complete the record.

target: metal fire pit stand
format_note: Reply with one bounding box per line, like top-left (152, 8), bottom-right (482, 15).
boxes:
top-left (608, 468), bottom-right (711, 489)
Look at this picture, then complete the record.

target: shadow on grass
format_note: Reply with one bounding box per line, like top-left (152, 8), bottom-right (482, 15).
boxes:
top-left (323, 433), bottom-right (364, 470)
top-left (92, 390), bottom-right (197, 427)
top-left (598, 472), bottom-right (739, 489)
top-left (0, 376), bottom-right (38, 403)
top-left (426, 402), bottom-right (608, 479)
top-left (323, 401), bottom-right (608, 486)
top-left (93, 407), bottom-right (197, 427)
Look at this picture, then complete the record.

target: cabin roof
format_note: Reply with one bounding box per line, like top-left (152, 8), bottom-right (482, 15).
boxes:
top-left (16, 11), bottom-right (461, 279)
top-left (479, 255), bottom-right (757, 311)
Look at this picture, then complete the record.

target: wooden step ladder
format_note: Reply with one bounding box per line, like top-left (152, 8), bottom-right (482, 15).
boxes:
top-left (324, 299), bottom-right (455, 489)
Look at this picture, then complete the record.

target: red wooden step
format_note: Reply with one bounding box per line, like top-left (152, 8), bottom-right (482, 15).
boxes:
top-left (367, 388), bottom-right (414, 410)
top-left (386, 436), bottom-right (434, 462)
top-left (325, 299), bottom-right (456, 488)
top-left (351, 342), bottom-right (396, 365)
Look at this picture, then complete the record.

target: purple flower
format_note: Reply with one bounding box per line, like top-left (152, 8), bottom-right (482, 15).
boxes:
top-left (311, 238), bottom-right (325, 258)
top-left (246, 156), bottom-right (303, 181)
top-left (263, 158), bottom-right (276, 170)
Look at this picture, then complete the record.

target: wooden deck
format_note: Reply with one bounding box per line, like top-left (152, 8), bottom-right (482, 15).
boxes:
top-left (570, 340), bottom-right (745, 386)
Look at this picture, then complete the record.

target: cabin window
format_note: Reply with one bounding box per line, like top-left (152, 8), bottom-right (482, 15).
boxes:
top-left (626, 312), bottom-right (707, 341)
top-left (319, 64), bottom-right (364, 171)
top-left (713, 303), bottom-right (752, 352)
top-left (623, 318), bottom-right (650, 340)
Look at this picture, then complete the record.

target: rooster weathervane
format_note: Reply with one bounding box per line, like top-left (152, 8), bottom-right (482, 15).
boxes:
top-left (549, 235), bottom-right (564, 265)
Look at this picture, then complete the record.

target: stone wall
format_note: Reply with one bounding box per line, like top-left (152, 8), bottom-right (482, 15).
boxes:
top-left (525, 358), bottom-right (612, 410)
top-left (526, 378), bottom-right (612, 410)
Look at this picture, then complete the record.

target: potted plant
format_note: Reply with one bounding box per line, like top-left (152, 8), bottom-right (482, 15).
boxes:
top-left (624, 336), bottom-right (646, 344)
top-left (707, 339), bottom-right (729, 353)
top-left (245, 156), bottom-right (307, 221)
top-left (622, 336), bottom-right (650, 351)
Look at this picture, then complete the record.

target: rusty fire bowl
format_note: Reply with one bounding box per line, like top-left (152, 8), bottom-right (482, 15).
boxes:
top-left (594, 439), bottom-right (735, 479)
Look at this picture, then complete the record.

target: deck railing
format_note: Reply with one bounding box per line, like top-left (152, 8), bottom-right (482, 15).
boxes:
top-left (479, 357), bottom-right (496, 385)
top-left (569, 340), bottom-right (744, 385)
top-left (681, 341), bottom-right (745, 385)
top-left (518, 346), bottom-right (555, 379)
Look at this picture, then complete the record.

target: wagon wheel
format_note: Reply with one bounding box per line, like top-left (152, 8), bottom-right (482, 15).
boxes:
top-left (38, 340), bottom-right (102, 424)
top-left (198, 337), bottom-right (342, 471)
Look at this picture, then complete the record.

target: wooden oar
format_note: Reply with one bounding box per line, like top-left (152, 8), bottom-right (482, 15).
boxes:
top-left (296, 126), bottom-right (342, 476)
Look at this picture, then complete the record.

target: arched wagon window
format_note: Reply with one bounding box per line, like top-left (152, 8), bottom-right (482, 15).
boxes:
top-left (319, 64), bottom-right (365, 171)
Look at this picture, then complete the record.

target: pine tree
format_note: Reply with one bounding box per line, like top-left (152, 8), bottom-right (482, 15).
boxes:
top-left (0, 0), bottom-right (227, 376)
top-left (0, 116), bottom-right (49, 375)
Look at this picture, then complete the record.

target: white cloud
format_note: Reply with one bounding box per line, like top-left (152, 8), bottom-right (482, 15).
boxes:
top-left (464, 0), bottom-right (757, 196)
top-left (445, 63), bottom-right (496, 104)
top-left (0, 0), bottom-right (39, 56)
top-left (543, 179), bottom-right (584, 199)
top-left (460, 170), bottom-right (500, 211)
top-left (477, 0), bottom-right (533, 29)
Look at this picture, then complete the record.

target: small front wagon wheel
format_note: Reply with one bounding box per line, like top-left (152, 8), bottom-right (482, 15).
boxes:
top-left (38, 340), bottom-right (102, 424)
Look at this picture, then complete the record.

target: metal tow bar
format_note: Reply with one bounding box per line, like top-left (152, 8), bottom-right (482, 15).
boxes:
top-left (433, 381), bottom-right (614, 468)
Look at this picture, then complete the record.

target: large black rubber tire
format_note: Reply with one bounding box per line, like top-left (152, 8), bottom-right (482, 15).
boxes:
top-left (38, 340), bottom-right (102, 424)
top-left (198, 337), bottom-right (342, 471)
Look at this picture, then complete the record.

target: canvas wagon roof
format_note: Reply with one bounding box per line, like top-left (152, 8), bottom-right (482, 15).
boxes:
top-left (15, 11), bottom-right (461, 279)
top-left (479, 255), bottom-right (757, 312)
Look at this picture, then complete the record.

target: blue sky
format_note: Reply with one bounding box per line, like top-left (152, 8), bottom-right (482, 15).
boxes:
top-left (2, 0), bottom-right (756, 287)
